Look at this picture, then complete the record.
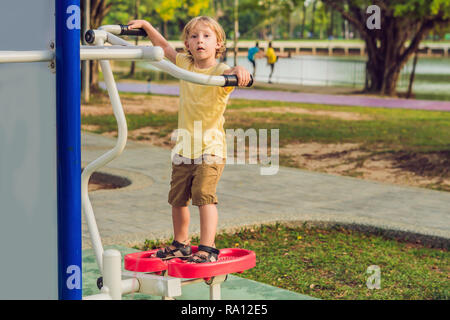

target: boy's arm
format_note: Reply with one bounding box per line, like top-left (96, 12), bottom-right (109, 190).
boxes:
top-left (128, 20), bottom-right (177, 64)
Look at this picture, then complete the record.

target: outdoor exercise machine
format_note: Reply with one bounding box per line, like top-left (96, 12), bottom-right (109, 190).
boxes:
top-left (0, 0), bottom-right (254, 300)
top-left (81, 24), bottom-right (255, 300)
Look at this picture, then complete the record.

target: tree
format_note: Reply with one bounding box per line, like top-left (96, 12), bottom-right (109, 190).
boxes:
top-left (152, 0), bottom-right (211, 37)
top-left (236, 0), bottom-right (304, 39)
top-left (81, 0), bottom-right (117, 93)
top-left (310, 0), bottom-right (318, 37)
top-left (81, 0), bottom-right (164, 93)
top-left (129, 0), bottom-right (141, 77)
top-left (327, 4), bottom-right (335, 38)
top-left (211, 0), bottom-right (227, 20)
top-left (274, 0), bottom-right (303, 38)
top-left (232, 0), bottom-right (270, 39)
top-left (154, 0), bottom-right (184, 38)
top-left (300, 1), bottom-right (307, 38)
top-left (315, 1), bottom-right (330, 39)
top-left (323, 0), bottom-right (450, 96)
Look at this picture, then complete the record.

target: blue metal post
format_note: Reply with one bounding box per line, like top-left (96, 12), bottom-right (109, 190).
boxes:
top-left (55, 0), bottom-right (82, 300)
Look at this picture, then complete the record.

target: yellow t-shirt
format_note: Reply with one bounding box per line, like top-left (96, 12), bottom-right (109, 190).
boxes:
top-left (266, 47), bottom-right (277, 64)
top-left (174, 53), bottom-right (235, 159)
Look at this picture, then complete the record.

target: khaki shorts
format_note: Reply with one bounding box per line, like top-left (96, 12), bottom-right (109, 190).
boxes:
top-left (168, 154), bottom-right (225, 207)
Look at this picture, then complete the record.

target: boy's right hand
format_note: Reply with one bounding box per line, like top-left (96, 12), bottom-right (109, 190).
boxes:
top-left (126, 19), bottom-right (177, 64)
top-left (223, 66), bottom-right (252, 87)
top-left (127, 20), bottom-right (150, 31)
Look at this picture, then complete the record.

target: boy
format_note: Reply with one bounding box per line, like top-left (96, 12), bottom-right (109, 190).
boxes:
top-left (247, 41), bottom-right (259, 76)
top-left (266, 41), bottom-right (277, 83)
top-left (127, 17), bottom-right (251, 263)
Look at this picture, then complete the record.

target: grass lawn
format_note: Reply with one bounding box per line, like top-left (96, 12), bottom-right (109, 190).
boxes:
top-left (137, 223), bottom-right (449, 300)
top-left (82, 111), bottom-right (178, 135)
top-left (225, 98), bottom-right (450, 152)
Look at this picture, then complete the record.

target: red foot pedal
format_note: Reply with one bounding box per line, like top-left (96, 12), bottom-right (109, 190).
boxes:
top-left (168, 246), bottom-right (256, 279)
top-left (124, 248), bottom-right (168, 273)
top-left (124, 246), bottom-right (256, 278)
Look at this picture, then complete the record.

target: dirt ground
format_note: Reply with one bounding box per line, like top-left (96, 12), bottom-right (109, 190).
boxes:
top-left (82, 95), bottom-right (449, 192)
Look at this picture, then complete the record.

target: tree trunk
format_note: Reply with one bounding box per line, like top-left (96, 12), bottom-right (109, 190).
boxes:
top-left (381, 68), bottom-right (402, 96)
top-left (129, 0), bottom-right (140, 77)
top-left (163, 20), bottom-right (168, 39)
top-left (261, 26), bottom-right (268, 41)
top-left (271, 21), bottom-right (276, 39)
top-left (89, 60), bottom-right (101, 93)
top-left (288, 12), bottom-right (295, 39)
top-left (81, 0), bottom-right (113, 93)
top-left (363, 23), bottom-right (405, 96)
top-left (311, 0), bottom-right (317, 38)
top-left (406, 49), bottom-right (419, 99)
top-left (301, 3), bottom-right (306, 39)
top-left (213, 0), bottom-right (225, 20)
top-left (343, 19), bottom-right (349, 39)
top-left (364, 36), bottom-right (418, 96)
top-left (327, 7), bottom-right (334, 38)
top-left (365, 55), bottom-right (383, 93)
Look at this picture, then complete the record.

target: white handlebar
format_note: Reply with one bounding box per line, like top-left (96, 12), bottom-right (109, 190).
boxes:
top-left (81, 46), bottom-right (164, 61)
top-left (149, 59), bottom-right (227, 86)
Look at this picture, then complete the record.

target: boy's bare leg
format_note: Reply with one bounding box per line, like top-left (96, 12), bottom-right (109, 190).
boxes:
top-left (170, 205), bottom-right (191, 248)
top-left (198, 204), bottom-right (218, 252)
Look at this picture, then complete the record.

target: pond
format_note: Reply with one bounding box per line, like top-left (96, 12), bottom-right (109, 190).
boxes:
top-left (138, 55), bottom-right (450, 99)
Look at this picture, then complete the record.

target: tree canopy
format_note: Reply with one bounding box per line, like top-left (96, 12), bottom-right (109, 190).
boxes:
top-left (97, 0), bottom-right (449, 41)
top-left (323, 0), bottom-right (450, 95)
top-left (83, 0), bottom-right (450, 96)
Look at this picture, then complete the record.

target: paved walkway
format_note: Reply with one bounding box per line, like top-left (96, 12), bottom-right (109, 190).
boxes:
top-left (81, 132), bottom-right (450, 249)
top-left (105, 82), bottom-right (450, 111)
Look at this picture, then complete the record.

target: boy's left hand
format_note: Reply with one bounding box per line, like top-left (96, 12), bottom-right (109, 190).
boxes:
top-left (224, 66), bottom-right (251, 87)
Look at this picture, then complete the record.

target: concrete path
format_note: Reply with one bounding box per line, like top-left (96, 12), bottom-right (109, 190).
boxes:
top-left (81, 132), bottom-right (450, 249)
top-left (105, 82), bottom-right (450, 112)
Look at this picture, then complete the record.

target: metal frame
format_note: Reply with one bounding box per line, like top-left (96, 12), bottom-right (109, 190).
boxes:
top-left (80, 27), bottom-right (234, 300)
top-left (0, 19), bottom-right (237, 299)
top-left (55, 0), bottom-right (82, 299)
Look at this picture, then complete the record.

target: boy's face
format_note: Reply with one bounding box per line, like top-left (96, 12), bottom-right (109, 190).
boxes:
top-left (185, 22), bottom-right (221, 63)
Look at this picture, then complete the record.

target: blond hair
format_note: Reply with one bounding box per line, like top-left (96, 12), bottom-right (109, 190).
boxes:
top-left (181, 16), bottom-right (226, 61)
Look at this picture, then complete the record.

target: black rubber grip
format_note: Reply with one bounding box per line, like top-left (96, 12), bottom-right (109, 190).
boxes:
top-left (223, 74), bottom-right (253, 87)
top-left (85, 30), bottom-right (96, 44)
top-left (119, 24), bottom-right (147, 36)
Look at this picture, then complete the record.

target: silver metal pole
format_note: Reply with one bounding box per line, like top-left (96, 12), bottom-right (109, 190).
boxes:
top-left (0, 50), bottom-right (54, 63)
